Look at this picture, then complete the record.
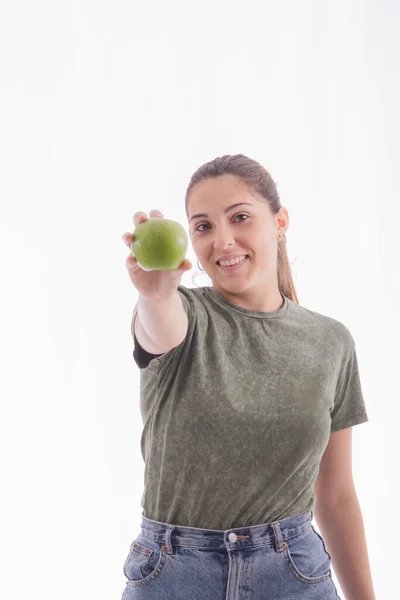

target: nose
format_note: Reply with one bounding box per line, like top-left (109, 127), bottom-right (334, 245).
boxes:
top-left (213, 224), bottom-right (235, 251)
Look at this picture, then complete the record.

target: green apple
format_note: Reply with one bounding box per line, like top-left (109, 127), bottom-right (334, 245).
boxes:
top-left (131, 218), bottom-right (188, 271)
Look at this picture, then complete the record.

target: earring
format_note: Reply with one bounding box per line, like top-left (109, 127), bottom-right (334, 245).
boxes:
top-left (278, 232), bottom-right (286, 243)
top-left (197, 260), bottom-right (204, 271)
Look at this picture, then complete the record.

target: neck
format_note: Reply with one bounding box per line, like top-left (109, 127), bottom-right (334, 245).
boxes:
top-left (213, 284), bottom-right (284, 312)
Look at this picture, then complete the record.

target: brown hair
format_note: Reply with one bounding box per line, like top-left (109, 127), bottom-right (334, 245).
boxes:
top-left (184, 154), bottom-right (299, 304)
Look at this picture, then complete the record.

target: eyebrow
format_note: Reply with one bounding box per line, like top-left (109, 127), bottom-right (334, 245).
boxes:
top-left (189, 202), bottom-right (254, 222)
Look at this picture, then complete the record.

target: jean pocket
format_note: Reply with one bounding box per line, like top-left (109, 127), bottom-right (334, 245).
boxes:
top-left (123, 535), bottom-right (167, 587)
top-left (283, 525), bottom-right (332, 584)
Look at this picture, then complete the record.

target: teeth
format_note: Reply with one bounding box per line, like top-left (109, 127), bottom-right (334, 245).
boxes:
top-left (219, 255), bottom-right (247, 267)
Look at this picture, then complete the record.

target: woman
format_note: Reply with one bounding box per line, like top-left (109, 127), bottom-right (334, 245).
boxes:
top-left (121, 154), bottom-right (375, 599)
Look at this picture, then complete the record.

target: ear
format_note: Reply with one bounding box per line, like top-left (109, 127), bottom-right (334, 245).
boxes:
top-left (276, 206), bottom-right (289, 234)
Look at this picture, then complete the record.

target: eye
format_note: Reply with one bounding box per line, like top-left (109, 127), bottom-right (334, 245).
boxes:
top-left (195, 223), bottom-right (210, 232)
top-left (233, 213), bottom-right (249, 223)
top-left (195, 213), bottom-right (249, 232)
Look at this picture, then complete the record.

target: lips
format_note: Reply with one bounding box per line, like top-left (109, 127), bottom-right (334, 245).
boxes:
top-left (216, 255), bottom-right (250, 272)
top-left (216, 254), bottom-right (249, 265)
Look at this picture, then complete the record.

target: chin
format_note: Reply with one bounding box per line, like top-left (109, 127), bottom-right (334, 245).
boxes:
top-left (213, 277), bottom-right (251, 294)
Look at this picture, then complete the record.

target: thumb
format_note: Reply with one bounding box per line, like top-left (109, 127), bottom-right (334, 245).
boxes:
top-left (177, 258), bottom-right (193, 273)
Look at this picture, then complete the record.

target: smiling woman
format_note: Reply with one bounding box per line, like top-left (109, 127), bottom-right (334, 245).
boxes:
top-left (192, 205), bottom-right (251, 269)
top-left (122, 154), bottom-right (373, 600)
top-left (185, 159), bottom-right (295, 312)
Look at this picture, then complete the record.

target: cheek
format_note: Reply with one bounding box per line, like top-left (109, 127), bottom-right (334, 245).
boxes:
top-left (252, 229), bottom-right (278, 260)
top-left (192, 236), bottom-right (208, 256)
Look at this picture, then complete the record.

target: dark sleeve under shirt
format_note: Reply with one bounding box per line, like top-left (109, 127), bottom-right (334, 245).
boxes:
top-left (133, 332), bottom-right (164, 369)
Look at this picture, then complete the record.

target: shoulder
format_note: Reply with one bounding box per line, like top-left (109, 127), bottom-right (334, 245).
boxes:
top-left (176, 284), bottom-right (214, 317)
top-left (288, 300), bottom-right (355, 354)
top-left (177, 284), bottom-right (209, 303)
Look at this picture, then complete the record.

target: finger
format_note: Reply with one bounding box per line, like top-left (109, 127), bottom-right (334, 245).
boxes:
top-left (133, 212), bottom-right (147, 226)
top-left (149, 210), bottom-right (164, 219)
top-left (126, 255), bottom-right (140, 271)
top-left (122, 232), bottom-right (132, 246)
top-left (176, 258), bottom-right (192, 272)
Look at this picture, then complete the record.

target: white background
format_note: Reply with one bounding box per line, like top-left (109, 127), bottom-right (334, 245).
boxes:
top-left (1, 1), bottom-right (398, 598)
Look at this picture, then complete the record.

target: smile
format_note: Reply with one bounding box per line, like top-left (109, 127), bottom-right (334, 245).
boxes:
top-left (216, 255), bottom-right (249, 271)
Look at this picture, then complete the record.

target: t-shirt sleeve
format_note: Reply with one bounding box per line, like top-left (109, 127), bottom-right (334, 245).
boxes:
top-left (330, 346), bottom-right (369, 432)
top-left (131, 289), bottom-right (191, 369)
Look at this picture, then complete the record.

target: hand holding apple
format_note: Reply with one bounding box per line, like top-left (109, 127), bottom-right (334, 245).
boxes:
top-left (132, 214), bottom-right (188, 271)
top-left (122, 210), bottom-right (192, 301)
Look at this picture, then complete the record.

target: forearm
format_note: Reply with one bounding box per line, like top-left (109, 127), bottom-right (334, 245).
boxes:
top-left (313, 496), bottom-right (376, 600)
top-left (136, 291), bottom-right (188, 352)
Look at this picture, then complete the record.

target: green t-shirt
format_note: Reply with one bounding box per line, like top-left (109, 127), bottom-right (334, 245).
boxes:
top-left (131, 285), bottom-right (369, 530)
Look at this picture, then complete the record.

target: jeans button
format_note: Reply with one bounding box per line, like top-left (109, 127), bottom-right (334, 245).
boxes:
top-left (228, 533), bottom-right (237, 542)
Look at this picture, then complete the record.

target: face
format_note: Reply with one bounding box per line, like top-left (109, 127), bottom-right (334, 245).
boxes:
top-left (187, 175), bottom-right (289, 308)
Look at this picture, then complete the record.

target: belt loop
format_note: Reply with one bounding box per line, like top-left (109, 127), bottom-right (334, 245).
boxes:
top-left (163, 525), bottom-right (176, 555)
top-left (271, 521), bottom-right (285, 552)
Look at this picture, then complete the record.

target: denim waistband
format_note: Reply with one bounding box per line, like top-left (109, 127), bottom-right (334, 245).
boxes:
top-left (139, 510), bottom-right (313, 554)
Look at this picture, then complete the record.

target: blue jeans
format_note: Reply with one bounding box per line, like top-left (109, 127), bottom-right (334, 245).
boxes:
top-left (121, 510), bottom-right (341, 599)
